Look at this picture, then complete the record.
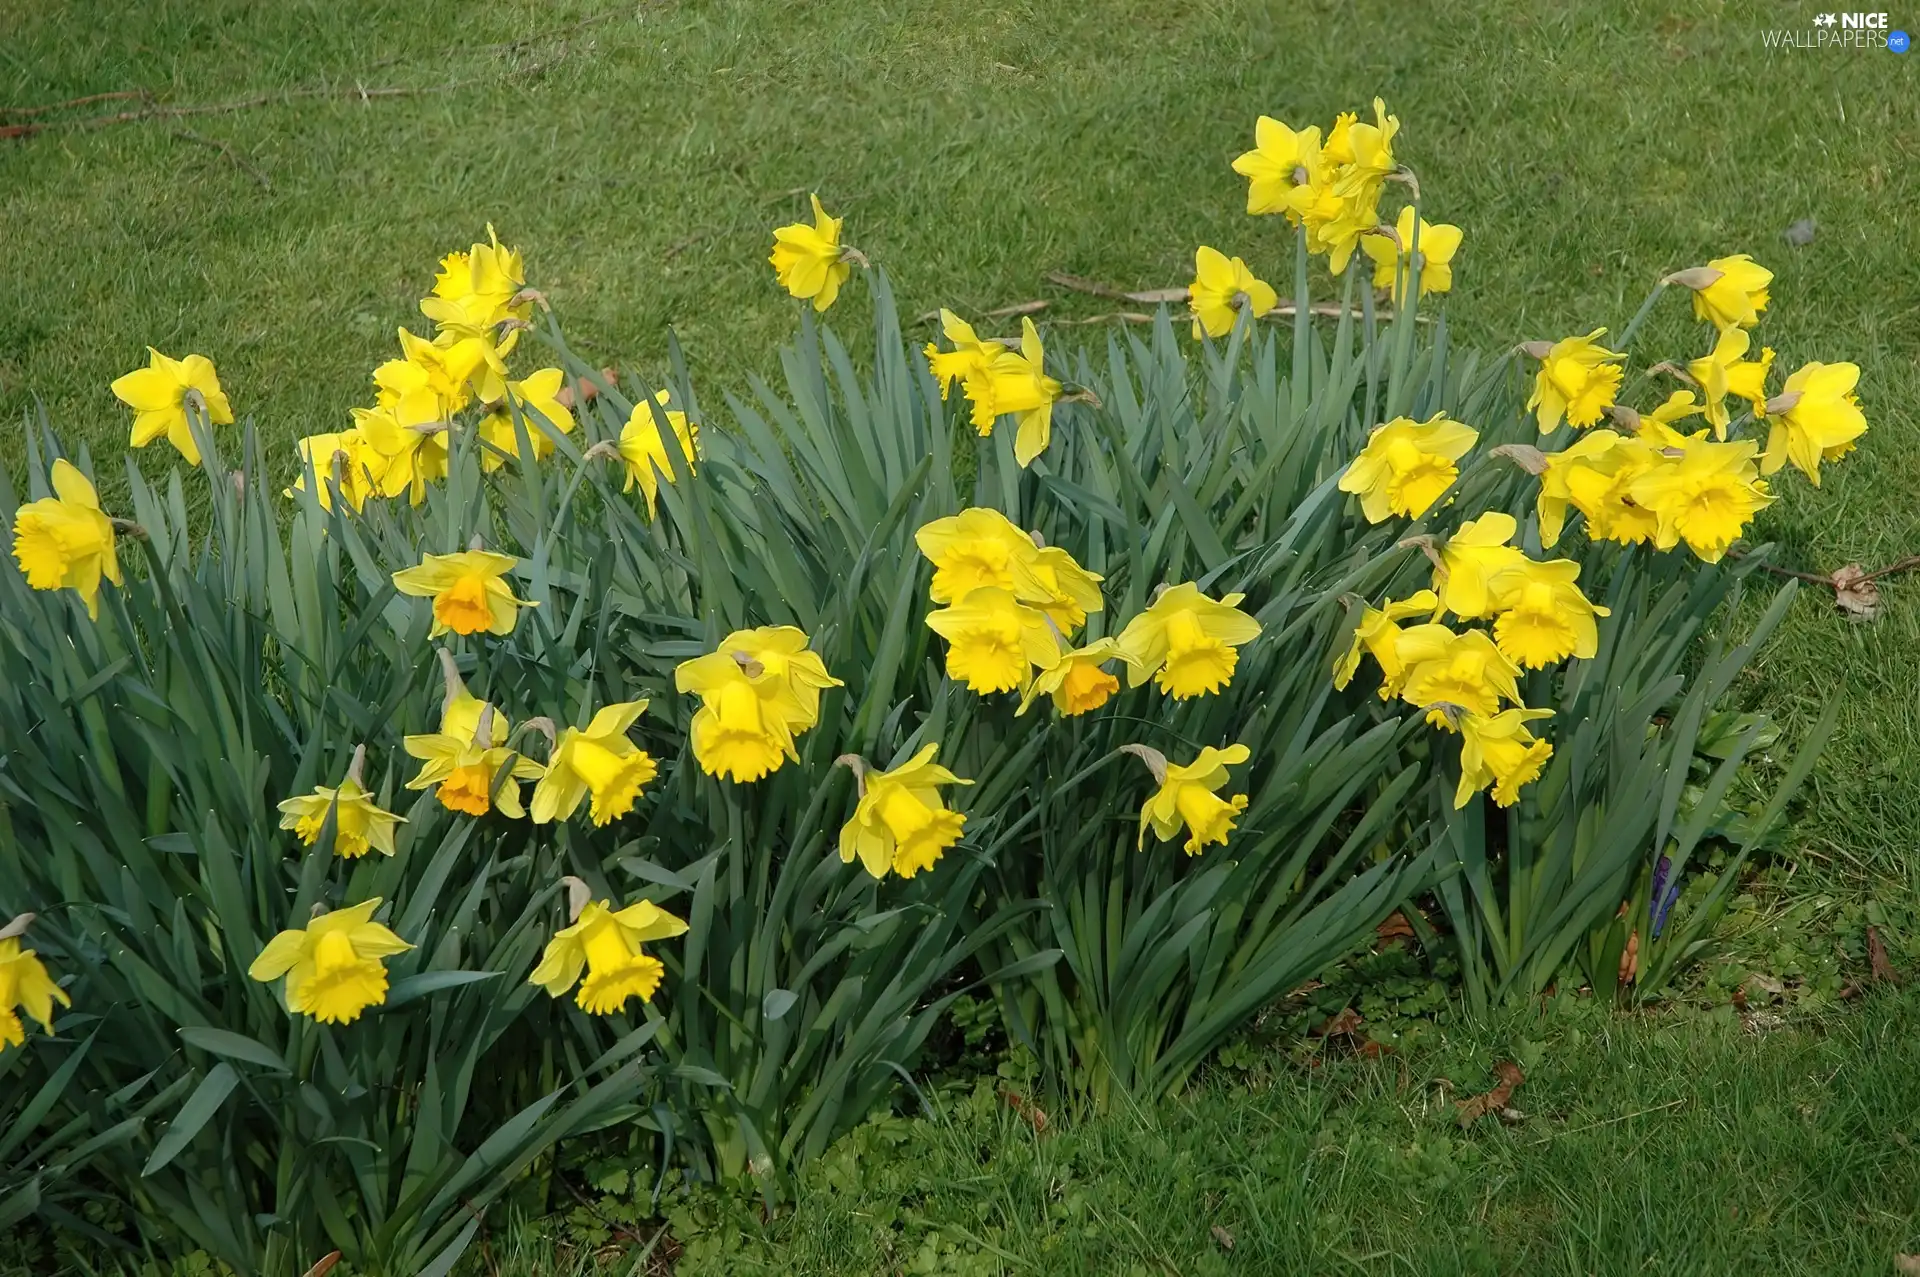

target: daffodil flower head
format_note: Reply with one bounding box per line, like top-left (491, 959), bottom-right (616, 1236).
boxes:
top-left (479, 368), bottom-right (575, 471)
top-left (1433, 512), bottom-right (1528, 620)
top-left (1682, 254), bottom-right (1773, 331)
top-left (352, 400), bottom-right (449, 506)
top-left (617, 391), bottom-right (700, 518)
top-left (675, 629), bottom-right (839, 781)
top-left (1024, 545), bottom-right (1105, 633)
top-left (1361, 206), bottom-right (1463, 299)
top-left (424, 225), bottom-right (530, 335)
top-left (110, 348), bottom-right (234, 466)
top-left (1454, 708), bottom-right (1555, 809)
top-left (289, 429), bottom-right (380, 512)
top-left (1230, 116), bottom-right (1323, 219)
top-left (1188, 246), bottom-right (1279, 340)
top-left (1339, 413), bottom-right (1481, 523)
top-left (1395, 624), bottom-right (1523, 728)
top-left (925, 587), bottom-right (1062, 695)
top-left (248, 899), bottom-right (413, 1025)
top-left (836, 744), bottom-right (973, 879)
top-left (391, 548), bottom-right (532, 638)
top-left (1762, 361), bottom-right (1867, 486)
top-left (770, 194), bottom-right (854, 312)
top-left (924, 310), bottom-right (1005, 399)
top-left (1536, 429), bottom-right (1632, 547)
top-left (1116, 583), bottom-right (1262, 699)
top-left (1628, 437), bottom-right (1772, 563)
top-left (960, 319), bottom-right (1061, 468)
top-left (1526, 329), bottom-right (1626, 433)
top-left (11, 460), bottom-right (122, 619)
top-left (915, 507), bottom-right (1044, 605)
top-left (1018, 637), bottom-right (1133, 717)
top-left (404, 659), bottom-right (543, 816)
top-left (530, 889), bottom-right (688, 1015)
top-left (1333, 590), bottom-right (1440, 697)
top-left (376, 328), bottom-right (476, 422)
top-left (277, 751), bottom-right (406, 859)
top-left (1686, 325), bottom-right (1753, 438)
top-left (0, 918), bottom-right (71, 1053)
top-left (531, 701), bottom-right (658, 826)
top-left (1128, 743), bottom-right (1252, 856)
top-left (1489, 559), bottom-right (1609, 670)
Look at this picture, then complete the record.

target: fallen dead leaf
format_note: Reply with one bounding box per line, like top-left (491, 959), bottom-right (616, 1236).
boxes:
top-left (1733, 972), bottom-right (1787, 1011)
top-left (1314, 1006), bottom-right (1363, 1038)
top-left (1783, 216), bottom-right (1817, 247)
top-left (1894, 1254), bottom-right (1920, 1275)
top-left (301, 1253), bottom-right (342, 1277)
top-left (1456, 1061), bottom-right (1525, 1128)
top-left (1869, 925), bottom-right (1897, 984)
top-left (1832, 564), bottom-right (1881, 622)
top-left (1376, 911), bottom-right (1415, 946)
top-left (1211, 1225), bottom-right (1235, 1252)
top-left (1000, 1089), bottom-right (1050, 1133)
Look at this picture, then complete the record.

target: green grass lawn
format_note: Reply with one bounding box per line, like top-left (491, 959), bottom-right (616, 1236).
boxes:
top-left (4, 0), bottom-right (1918, 1268)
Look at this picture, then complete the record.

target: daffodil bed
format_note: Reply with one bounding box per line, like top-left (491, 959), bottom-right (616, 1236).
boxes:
top-left (0, 99), bottom-right (1843, 1274)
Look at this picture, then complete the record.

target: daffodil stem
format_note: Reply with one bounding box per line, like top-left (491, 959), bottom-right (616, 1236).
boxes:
top-left (1616, 280), bottom-right (1670, 349)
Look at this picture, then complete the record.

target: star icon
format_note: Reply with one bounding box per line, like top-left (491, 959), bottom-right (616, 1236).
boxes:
top-left (1815, 12), bottom-right (1837, 25)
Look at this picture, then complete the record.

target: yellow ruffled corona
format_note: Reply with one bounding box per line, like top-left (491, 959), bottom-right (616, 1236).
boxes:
top-left (1115, 583), bottom-right (1262, 699)
top-left (1526, 329), bottom-right (1625, 433)
top-left (1762, 361), bottom-right (1867, 486)
top-left (837, 744), bottom-right (973, 879)
top-left (675, 627), bottom-right (841, 781)
top-left (1129, 744), bottom-right (1252, 857)
top-left (0, 927), bottom-right (71, 1053)
top-left (960, 319), bottom-right (1061, 468)
top-left (1454, 708), bottom-right (1555, 808)
top-left (530, 896), bottom-right (688, 1016)
top-left (1489, 559), bottom-right (1608, 670)
top-left (770, 194), bottom-right (853, 312)
top-left (10, 460), bottom-right (122, 619)
top-left (925, 587), bottom-right (1062, 695)
top-left (1339, 413), bottom-right (1480, 522)
top-left (248, 900), bottom-right (413, 1026)
top-left (1394, 624), bottom-right (1523, 728)
top-left (530, 701), bottom-right (658, 826)
top-left (277, 762), bottom-right (405, 860)
top-left (1333, 590), bottom-right (1440, 698)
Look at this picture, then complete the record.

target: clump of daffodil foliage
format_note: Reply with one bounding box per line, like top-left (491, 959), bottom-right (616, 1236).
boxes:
top-left (1, 99), bottom-right (1838, 1269)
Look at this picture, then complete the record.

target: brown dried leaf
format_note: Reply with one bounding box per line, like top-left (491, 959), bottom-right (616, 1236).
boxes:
top-left (1211, 1225), bottom-right (1235, 1251)
top-left (1894, 1255), bottom-right (1920, 1275)
top-left (1455, 1061), bottom-right (1525, 1128)
top-left (1869, 925), bottom-right (1897, 984)
top-left (1832, 564), bottom-right (1881, 622)
top-left (1000, 1089), bottom-right (1050, 1133)
top-left (301, 1253), bottom-right (343, 1277)
top-left (1376, 911), bottom-right (1416, 945)
top-left (984, 299), bottom-right (1049, 319)
top-left (1314, 1007), bottom-right (1363, 1038)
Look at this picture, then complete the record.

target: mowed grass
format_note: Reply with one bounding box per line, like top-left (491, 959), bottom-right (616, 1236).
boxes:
top-left (494, 992), bottom-right (1920, 1276)
top-left (2, 12), bottom-right (1916, 903)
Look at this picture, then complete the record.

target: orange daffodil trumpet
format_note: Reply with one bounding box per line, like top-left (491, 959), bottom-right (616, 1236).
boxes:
top-left (111, 347), bottom-right (235, 466)
top-left (404, 652), bottom-right (544, 817)
top-left (674, 627), bottom-right (842, 783)
top-left (391, 547), bottom-right (533, 638)
top-left (1124, 744), bottom-right (1251, 857)
top-left (1339, 413), bottom-right (1480, 522)
top-left (248, 900), bottom-right (413, 1025)
top-left (11, 459), bottom-right (124, 618)
top-left (835, 745), bottom-right (974, 880)
top-left (770, 194), bottom-right (860, 312)
top-left (0, 914), bottom-right (70, 1054)
top-left (530, 880), bottom-right (688, 1016)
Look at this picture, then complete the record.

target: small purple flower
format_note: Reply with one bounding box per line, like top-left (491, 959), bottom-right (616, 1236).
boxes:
top-left (1649, 855), bottom-right (1681, 937)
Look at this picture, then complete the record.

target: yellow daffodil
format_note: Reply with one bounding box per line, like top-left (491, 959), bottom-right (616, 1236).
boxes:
top-left (1454, 708), bottom-right (1555, 809)
top-left (1018, 637), bottom-right (1132, 716)
top-left (1024, 545), bottom-right (1104, 632)
top-left (1537, 429), bottom-right (1634, 547)
top-left (1762, 361), bottom-right (1867, 486)
top-left (770, 194), bottom-right (854, 311)
top-left (924, 310), bottom-right (1005, 399)
top-left (1339, 413), bottom-right (1480, 522)
top-left (1362, 206), bottom-right (1463, 298)
top-left (1188, 246), bottom-right (1278, 339)
top-left (1116, 582), bottom-right (1262, 699)
top-left (1330, 97), bottom-right (1400, 200)
top-left (391, 549), bottom-right (531, 638)
top-left (961, 318), bottom-right (1061, 468)
top-left (1725, 344), bottom-right (1775, 415)
top-left (674, 627), bottom-right (840, 782)
top-left (1686, 326), bottom-right (1753, 439)
top-left (1559, 435), bottom-right (1663, 547)
top-left (1332, 590), bottom-right (1440, 698)
top-left (403, 671), bottom-right (543, 817)
top-left (10, 460), bottom-right (121, 619)
top-left (531, 701), bottom-right (657, 826)
top-left (837, 744), bottom-right (973, 879)
top-left (478, 368), bottom-right (575, 471)
top-left (1638, 390), bottom-right (1707, 445)
top-left (530, 895), bottom-right (688, 1015)
top-left (1395, 624), bottom-right (1523, 728)
top-left (1489, 559), bottom-right (1608, 670)
top-left (1685, 254), bottom-right (1773, 330)
top-left (289, 429), bottom-right (380, 512)
top-left (618, 391), bottom-right (700, 518)
top-left (1231, 116), bottom-right (1323, 218)
top-left (248, 899), bottom-right (413, 1025)
top-left (1432, 512), bottom-right (1528, 620)
top-left (277, 753), bottom-right (405, 859)
top-left (1526, 329), bottom-right (1625, 433)
top-left (110, 348), bottom-right (234, 466)
top-left (0, 925), bottom-right (70, 1053)
top-left (423, 226), bottom-right (529, 334)
top-left (1627, 438), bottom-right (1772, 563)
top-left (352, 399), bottom-right (449, 506)
top-left (916, 507), bottom-right (1043, 604)
top-left (1128, 743), bottom-right (1251, 857)
top-left (926, 587), bottom-right (1062, 695)
top-left (375, 328), bottom-right (476, 422)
